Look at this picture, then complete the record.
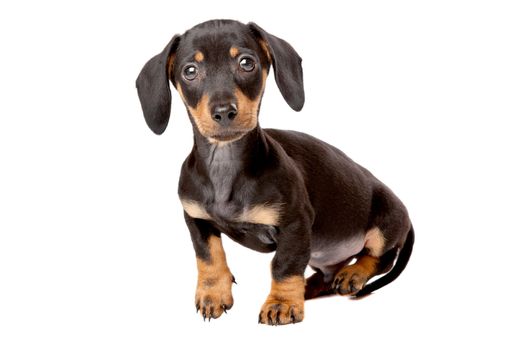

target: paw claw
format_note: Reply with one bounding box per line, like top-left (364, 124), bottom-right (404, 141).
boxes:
top-left (258, 277), bottom-right (305, 326)
top-left (259, 301), bottom-right (304, 325)
top-left (290, 308), bottom-right (296, 324)
top-left (195, 275), bottom-right (234, 322)
top-left (276, 311), bottom-right (282, 325)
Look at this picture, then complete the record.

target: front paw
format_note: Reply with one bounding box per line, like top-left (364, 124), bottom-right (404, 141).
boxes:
top-left (258, 299), bottom-right (304, 325)
top-left (258, 276), bottom-right (305, 326)
top-left (195, 275), bottom-right (234, 321)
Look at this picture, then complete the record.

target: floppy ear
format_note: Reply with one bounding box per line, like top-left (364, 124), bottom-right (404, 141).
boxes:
top-left (248, 22), bottom-right (304, 111)
top-left (136, 34), bottom-right (180, 135)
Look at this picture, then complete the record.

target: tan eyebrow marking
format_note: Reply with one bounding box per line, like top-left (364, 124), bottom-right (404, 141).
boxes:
top-left (229, 47), bottom-right (239, 58)
top-left (194, 51), bottom-right (204, 62)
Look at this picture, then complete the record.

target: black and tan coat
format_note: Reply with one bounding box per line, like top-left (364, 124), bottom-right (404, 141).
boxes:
top-left (136, 19), bottom-right (414, 326)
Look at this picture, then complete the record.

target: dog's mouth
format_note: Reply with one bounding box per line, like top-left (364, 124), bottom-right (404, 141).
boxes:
top-left (209, 130), bottom-right (246, 142)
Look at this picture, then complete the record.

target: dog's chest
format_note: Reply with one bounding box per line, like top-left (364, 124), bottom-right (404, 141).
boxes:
top-left (180, 198), bottom-right (280, 251)
top-left (180, 146), bottom-right (282, 249)
top-left (207, 153), bottom-right (239, 204)
top-left (203, 146), bottom-right (280, 223)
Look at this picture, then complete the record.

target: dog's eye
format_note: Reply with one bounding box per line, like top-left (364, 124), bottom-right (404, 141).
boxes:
top-left (183, 64), bottom-right (198, 81)
top-left (239, 56), bottom-right (255, 72)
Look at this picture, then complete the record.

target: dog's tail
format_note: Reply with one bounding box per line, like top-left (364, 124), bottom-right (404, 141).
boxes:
top-left (355, 225), bottom-right (415, 297)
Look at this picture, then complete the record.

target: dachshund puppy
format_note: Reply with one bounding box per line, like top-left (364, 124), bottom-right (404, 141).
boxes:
top-left (136, 19), bottom-right (414, 325)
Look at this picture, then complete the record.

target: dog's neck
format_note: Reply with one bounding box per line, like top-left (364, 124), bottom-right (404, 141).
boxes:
top-left (192, 125), bottom-right (270, 202)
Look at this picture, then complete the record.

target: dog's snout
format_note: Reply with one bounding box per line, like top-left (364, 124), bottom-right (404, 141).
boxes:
top-left (212, 103), bottom-right (238, 125)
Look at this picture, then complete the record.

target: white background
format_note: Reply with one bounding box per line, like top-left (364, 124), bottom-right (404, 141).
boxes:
top-left (1, 0), bottom-right (524, 349)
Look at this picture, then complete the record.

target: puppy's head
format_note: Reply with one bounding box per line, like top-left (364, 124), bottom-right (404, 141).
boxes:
top-left (136, 20), bottom-right (304, 143)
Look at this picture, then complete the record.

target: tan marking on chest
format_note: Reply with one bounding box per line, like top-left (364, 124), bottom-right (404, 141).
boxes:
top-left (181, 199), bottom-right (282, 226)
top-left (237, 203), bottom-right (282, 226)
top-left (364, 227), bottom-right (386, 257)
top-left (181, 199), bottom-right (211, 220)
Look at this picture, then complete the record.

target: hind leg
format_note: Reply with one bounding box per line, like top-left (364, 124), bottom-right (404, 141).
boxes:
top-left (333, 256), bottom-right (379, 295)
top-left (305, 270), bottom-right (333, 300)
top-left (305, 262), bottom-right (348, 300)
top-left (333, 186), bottom-right (411, 295)
top-left (307, 227), bottom-right (400, 298)
top-left (332, 228), bottom-right (395, 295)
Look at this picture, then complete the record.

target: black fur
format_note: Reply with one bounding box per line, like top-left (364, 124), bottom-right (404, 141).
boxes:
top-left (136, 34), bottom-right (180, 135)
top-left (248, 22), bottom-right (305, 111)
top-left (136, 19), bottom-right (413, 311)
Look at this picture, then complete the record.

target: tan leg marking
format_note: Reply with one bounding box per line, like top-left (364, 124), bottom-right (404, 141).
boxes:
top-left (364, 227), bottom-right (386, 257)
top-left (259, 276), bottom-right (305, 325)
top-left (237, 203), bottom-right (282, 226)
top-left (181, 199), bottom-right (211, 220)
top-left (332, 226), bottom-right (387, 295)
top-left (333, 255), bottom-right (380, 295)
top-left (195, 235), bottom-right (234, 320)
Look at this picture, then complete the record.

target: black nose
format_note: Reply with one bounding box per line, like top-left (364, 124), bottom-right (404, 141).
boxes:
top-left (212, 103), bottom-right (237, 125)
